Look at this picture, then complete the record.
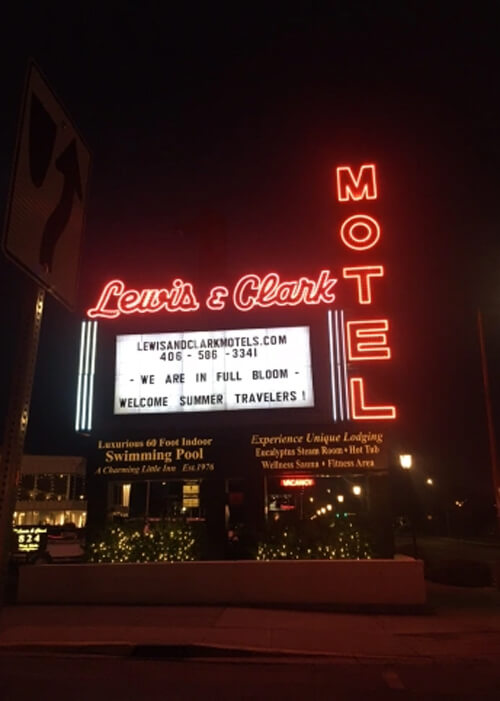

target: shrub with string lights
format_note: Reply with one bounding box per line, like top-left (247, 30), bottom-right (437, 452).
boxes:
top-left (87, 521), bottom-right (204, 563)
top-left (257, 514), bottom-right (372, 560)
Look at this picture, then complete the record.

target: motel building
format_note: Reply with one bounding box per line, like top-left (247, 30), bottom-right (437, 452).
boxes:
top-left (24, 163), bottom-right (424, 606)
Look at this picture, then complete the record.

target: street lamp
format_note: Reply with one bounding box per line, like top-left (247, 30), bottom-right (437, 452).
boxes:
top-left (399, 454), bottom-right (412, 469)
top-left (426, 477), bottom-right (434, 486)
top-left (398, 453), bottom-right (418, 558)
top-left (352, 485), bottom-right (362, 496)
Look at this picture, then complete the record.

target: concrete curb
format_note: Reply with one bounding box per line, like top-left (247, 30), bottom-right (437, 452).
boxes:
top-left (1, 641), bottom-right (500, 665)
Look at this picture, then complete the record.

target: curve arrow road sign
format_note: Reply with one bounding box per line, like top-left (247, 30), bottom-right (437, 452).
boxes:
top-left (3, 62), bottom-right (91, 310)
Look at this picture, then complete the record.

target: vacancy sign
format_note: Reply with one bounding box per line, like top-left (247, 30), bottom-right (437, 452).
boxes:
top-left (114, 326), bottom-right (315, 414)
top-left (3, 62), bottom-right (90, 310)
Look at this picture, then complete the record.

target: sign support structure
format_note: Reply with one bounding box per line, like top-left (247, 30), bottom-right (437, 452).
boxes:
top-left (477, 309), bottom-right (500, 538)
top-left (0, 61), bottom-right (89, 604)
top-left (0, 281), bottom-right (45, 602)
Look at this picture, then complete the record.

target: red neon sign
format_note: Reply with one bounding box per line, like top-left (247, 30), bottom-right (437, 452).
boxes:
top-left (335, 163), bottom-right (397, 422)
top-left (342, 266), bottom-right (384, 304)
top-left (346, 319), bottom-right (391, 361)
top-left (87, 279), bottom-right (200, 319)
top-left (336, 165), bottom-right (377, 202)
top-left (87, 270), bottom-right (338, 319)
top-left (340, 214), bottom-right (381, 251)
top-left (86, 161), bottom-right (398, 423)
top-left (232, 270), bottom-right (337, 311)
top-left (281, 478), bottom-right (315, 487)
top-left (349, 377), bottom-right (396, 420)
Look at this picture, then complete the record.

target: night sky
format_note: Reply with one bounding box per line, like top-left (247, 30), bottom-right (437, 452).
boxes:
top-left (1, 3), bottom-right (500, 510)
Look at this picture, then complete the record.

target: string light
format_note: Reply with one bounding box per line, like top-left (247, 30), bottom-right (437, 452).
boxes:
top-left (257, 515), bottom-right (372, 561)
top-left (88, 523), bottom-right (201, 563)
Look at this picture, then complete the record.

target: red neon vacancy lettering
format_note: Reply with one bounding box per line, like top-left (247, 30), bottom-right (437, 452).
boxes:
top-left (340, 214), bottom-right (381, 251)
top-left (342, 266), bottom-right (384, 304)
top-left (349, 377), bottom-right (396, 420)
top-left (281, 478), bottom-right (315, 487)
top-left (346, 319), bottom-right (391, 361)
top-left (336, 165), bottom-right (377, 202)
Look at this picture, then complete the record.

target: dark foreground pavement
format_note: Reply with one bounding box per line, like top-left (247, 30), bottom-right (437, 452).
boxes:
top-left (0, 581), bottom-right (500, 660)
top-left (1, 581), bottom-right (500, 698)
top-left (1, 654), bottom-right (500, 700)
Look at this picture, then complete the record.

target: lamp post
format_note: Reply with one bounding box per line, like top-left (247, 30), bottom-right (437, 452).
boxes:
top-left (477, 309), bottom-right (500, 538)
top-left (399, 453), bottom-right (418, 558)
top-left (400, 454), bottom-right (412, 470)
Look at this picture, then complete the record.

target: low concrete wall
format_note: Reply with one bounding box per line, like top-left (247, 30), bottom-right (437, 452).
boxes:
top-left (17, 558), bottom-right (426, 606)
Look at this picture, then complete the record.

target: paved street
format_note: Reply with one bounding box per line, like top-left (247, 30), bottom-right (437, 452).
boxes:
top-left (1, 654), bottom-right (500, 700)
top-left (1, 579), bottom-right (500, 697)
top-left (396, 536), bottom-right (500, 567)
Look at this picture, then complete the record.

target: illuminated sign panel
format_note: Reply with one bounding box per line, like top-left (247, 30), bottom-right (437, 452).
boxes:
top-left (281, 478), bottom-right (315, 487)
top-left (334, 164), bottom-right (396, 420)
top-left (13, 526), bottom-right (47, 553)
top-left (114, 326), bottom-right (314, 414)
top-left (80, 162), bottom-right (399, 429)
top-left (88, 270), bottom-right (338, 318)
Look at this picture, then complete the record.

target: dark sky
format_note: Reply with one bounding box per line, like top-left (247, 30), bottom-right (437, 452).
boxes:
top-left (1, 3), bottom-right (500, 504)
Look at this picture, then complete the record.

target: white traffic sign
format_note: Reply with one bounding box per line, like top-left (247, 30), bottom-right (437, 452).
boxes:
top-left (3, 62), bottom-right (90, 309)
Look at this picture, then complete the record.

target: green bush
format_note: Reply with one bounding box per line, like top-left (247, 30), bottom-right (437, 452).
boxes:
top-left (87, 521), bottom-right (205, 563)
top-left (257, 515), bottom-right (372, 560)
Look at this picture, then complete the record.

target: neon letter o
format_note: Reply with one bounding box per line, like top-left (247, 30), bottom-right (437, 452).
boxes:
top-left (340, 214), bottom-right (380, 251)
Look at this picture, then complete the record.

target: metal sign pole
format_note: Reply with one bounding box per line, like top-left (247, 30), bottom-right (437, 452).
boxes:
top-left (0, 280), bottom-right (45, 604)
top-left (477, 308), bottom-right (500, 537)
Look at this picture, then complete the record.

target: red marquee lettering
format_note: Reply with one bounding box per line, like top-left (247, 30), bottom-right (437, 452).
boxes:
top-left (346, 319), bottom-right (391, 361)
top-left (349, 377), bottom-right (396, 420)
top-left (118, 289), bottom-right (141, 314)
top-left (87, 279), bottom-right (124, 319)
top-left (233, 270), bottom-right (337, 312)
top-left (340, 214), bottom-right (381, 251)
top-left (336, 164), bottom-right (377, 202)
top-left (342, 266), bottom-right (384, 304)
top-left (87, 271), bottom-right (338, 319)
top-left (87, 279), bottom-right (200, 319)
top-left (206, 286), bottom-right (229, 310)
top-left (281, 478), bottom-right (315, 487)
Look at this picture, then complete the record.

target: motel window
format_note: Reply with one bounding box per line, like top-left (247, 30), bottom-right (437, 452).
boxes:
top-left (107, 479), bottom-right (206, 523)
top-left (265, 475), bottom-right (368, 523)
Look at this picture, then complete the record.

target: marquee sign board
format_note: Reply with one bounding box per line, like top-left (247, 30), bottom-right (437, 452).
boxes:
top-left (78, 163), bottom-right (398, 429)
top-left (114, 326), bottom-right (314, 414)
top-left (91, 427), bottom-right (389, 478)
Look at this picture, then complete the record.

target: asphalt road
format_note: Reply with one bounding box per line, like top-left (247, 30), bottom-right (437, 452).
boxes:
top-left (396, 535), bottom-right (500, 563)
top-left (1, 653), bottom-right (499, 700)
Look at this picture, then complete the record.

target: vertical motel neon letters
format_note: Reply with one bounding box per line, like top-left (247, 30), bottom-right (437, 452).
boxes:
top-left (336, 164), bottom-right (396, 420)
top-left (336, 165), bottom-right (377, 202)
top-left (86, 163), bottom-right (398, 422)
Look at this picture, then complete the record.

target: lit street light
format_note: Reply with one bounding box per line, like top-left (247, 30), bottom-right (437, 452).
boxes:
top-left (399, 454), bottom-right (412, 470)
top-left (398, 452), bottom-right (418, 558)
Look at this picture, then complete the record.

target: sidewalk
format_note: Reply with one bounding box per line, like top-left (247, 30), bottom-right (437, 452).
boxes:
top-left (1, 581), bottom-right (500, 662)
